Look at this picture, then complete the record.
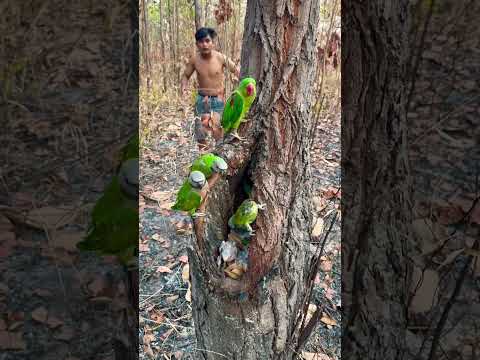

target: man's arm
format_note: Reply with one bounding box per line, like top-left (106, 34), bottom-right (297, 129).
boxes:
top-left (181, 57), bottom-right (195, 95)
top-left (223, 54), bottom-right (240, 80)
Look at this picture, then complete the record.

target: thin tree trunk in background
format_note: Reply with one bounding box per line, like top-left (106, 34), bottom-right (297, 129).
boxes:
top-left (231, 0), bottom-right (238, 63)
top-left (194, 0), bottom-right (204, 30)
top-left (188, 0), bottom-right (321, 358)
top-left (158, 0), bottom-right (168, 91)
top-left (342, 1), bottom-right (414, 358)
top-left (141, 0), bottom-right (151, 90)
top-left (167, 0), bottom-right (176, 83)
top-left (204, 0), bottom-right (210, 27)
top-left (174, 0), bottom-right (180, 85)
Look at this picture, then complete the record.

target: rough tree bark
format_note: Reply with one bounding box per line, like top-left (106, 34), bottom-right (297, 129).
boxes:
top-left (194, 0), bottom-right (204, 29)
top-left (342, 1), bottom-right (414, 359)
top-left (187, 0), bottom-right (322, 359)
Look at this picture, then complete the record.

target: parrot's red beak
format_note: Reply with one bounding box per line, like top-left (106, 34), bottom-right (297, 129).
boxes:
top-left (246, 84), bottom-right (254, 96)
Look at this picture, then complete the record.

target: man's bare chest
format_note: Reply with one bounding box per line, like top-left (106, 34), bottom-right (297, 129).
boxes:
top-left (195, 58), bottom-right (223, 79)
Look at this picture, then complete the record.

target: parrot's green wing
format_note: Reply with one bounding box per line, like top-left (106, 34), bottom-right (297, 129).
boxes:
top-left (221, 91), bottom-right (244, 132)
top-left (122, 136), bottom-right (139, 161)
top-left (172, 181), bottom-right (193, 211)
top-left (234, 201), bottom-right (258, 225)
top-left (172, 182), bottom-right (202, 214)
top-left (77, 176), bottom-right (138, 262)
top-left (191, 153), bottom-right (216, 178)
top-left (184, 190), bottom-right (202, 214)
top-left (172, 180), bottom-right (201, 211)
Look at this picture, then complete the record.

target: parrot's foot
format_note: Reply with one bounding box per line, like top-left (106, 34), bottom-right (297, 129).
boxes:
top-left (257, 203), bottom-right (267, 210)
top-left (192, 212), bottom-right (206, 219)
top-left (228, 131), bottom-right (246, 142)
top-left (241, 117), bottom-right (250, 123)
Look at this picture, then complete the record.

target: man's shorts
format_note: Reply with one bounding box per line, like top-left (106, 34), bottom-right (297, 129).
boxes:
top-left (194, 94), bottom-right (225, 142)
top-left (194, 94), bottom-right (225, 116)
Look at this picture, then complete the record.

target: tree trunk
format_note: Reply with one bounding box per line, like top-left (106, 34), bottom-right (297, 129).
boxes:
top-left (188, 0), bottom-right (321, 358)
top-left (194, 0), bottom-right (204, 30)
top-left (129, 0), bottom-right (139, 83)
top-left (166, 0), bottom-right (176, 82)
top-left (174, 0), bottom-right (180, 85)
top-left (342, 1), bottom-right (414, 359)
top-left (204, 0), bottom-right (210, 26)
top-left (140, 0), bottom-right (151, 90)
top-left (158, 0), bottom-right (168, 91)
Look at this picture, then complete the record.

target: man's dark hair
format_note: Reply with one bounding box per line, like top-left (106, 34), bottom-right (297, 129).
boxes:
top-left (195, 27), bottom-right (217, 41)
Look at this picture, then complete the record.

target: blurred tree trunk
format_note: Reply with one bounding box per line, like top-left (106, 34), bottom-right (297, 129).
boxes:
top-left (194, 0), bottom-right (204, 29)
top-left (342, 1), bottom-right (414, 359)
top-left (140, 0), bottom-right (151, 90)
top-left (174, 0), bottom-right (180, 85)
top-left (158, 0), bottom-right (168, 91)
top-left (129, 0), bottom-right (139, 83)
top-left (204, 0), bottom-right (210, 26)
top-left (188, 0), bottom-right (322, 358)
top-left (166, 0), bottom-right (176, 82)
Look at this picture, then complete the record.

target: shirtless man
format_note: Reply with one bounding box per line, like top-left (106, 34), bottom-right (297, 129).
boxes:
top-left (181, 27), bottom-right (240, 148)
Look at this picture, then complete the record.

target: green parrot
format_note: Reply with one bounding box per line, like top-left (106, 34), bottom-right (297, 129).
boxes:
top-left (77, 136), bottom-right (139, 266)
top-left (190, 153), bottom-right (228, 179)
top-left (221, 77), bottom-right (257, 141)
top-left (171, 170), bottom-right (208, 218)
top-left (228, 199), bottom-right (266, 241)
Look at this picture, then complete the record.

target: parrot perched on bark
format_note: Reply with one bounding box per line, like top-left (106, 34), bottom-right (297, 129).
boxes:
top-left (190, 153), bottom-right (228, 179)
top-left (228, 199), bottom-right (266, 241)
top-left (221, 77), bottom-right (257, 141)
top-left (171, 171), bottom-right (208, 218)
top-left (76, 135), bottom-right (139, 266)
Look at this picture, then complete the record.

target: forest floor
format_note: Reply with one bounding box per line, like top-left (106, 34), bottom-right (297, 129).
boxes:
top-left (138, 72), bottom-right (342, 360)
top-left (0, 2), bottom-right (137, 359)
top-left (404, 2), bottom-right (480, 359)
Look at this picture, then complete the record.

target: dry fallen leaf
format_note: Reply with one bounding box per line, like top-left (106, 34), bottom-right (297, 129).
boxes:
top-left (302, 352), bottom-right (331, 360)
top-left (311, 217), bottom-right (324, 237)
top-left (436, 205), bottom-right (464, 225)
top-left (437, 248), bottom-right (464, 271)
top-left (150, 310), bottom-right (165, 323)
top-left (172, 350), bottom-right (184, 359)
top-left (51, 230), bottom-right (85, 251)
top-left (46, 316), bottom-right (64, 329)
top-left (185, 284), bottom-right (192, 303)
top-left (320, 259), bottom-right (333, 272)
top-left (410, 268), bottom-right (439, 314)
top-left (26, 206), bottom-right (77, 230)
top-left (157, 266), bottom-right (172, 274)
top-left (0, 331), bottom-right (26, 350)
top-left (166, 295), bottom-right (179, 303)
top-left (304, 303), bottom-right (317, 325)
top-left (324, 287), bottom-right (336, 300)
top-left (0, 215), bottom-right (14, 232)
top-left (151, 233), bottom-right (165, 243)
top-left (139, 243), bottom-right (150, 252)
top-left (320, 313), bottom-right (337, 327)
top-left (31, 307), bottom-right (48, 323)
top-left (161, 328), bottom-right (174, 341)
top-left (181, 264), bottom-right (190, 282)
